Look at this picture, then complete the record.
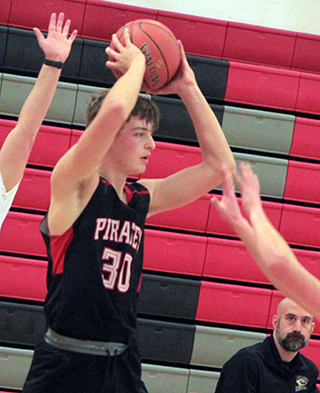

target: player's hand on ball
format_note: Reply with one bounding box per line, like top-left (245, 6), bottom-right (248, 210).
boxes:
top-left (142, 41), bottom-right (195, 96)
top-left (106, 28), bottom-right (145, 76)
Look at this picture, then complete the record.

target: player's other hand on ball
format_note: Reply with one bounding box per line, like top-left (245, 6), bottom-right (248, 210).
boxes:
top-left (142, 41), bottom-right (195, 96)
top-left (106, 27), bottom-right (145, 76)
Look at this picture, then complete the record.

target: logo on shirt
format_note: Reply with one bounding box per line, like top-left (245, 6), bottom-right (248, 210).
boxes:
top-left (295, 375), bottom-right (309, 391)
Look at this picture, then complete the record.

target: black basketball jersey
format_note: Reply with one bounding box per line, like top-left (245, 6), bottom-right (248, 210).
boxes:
top-left (40, 179), bottom-right (150, 344)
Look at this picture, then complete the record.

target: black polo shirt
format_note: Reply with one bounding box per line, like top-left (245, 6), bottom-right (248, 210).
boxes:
top-left (215, 334), bottom-right (319, 392)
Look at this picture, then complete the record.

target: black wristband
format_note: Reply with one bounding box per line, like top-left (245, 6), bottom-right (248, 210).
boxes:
top-left (44, 59), bottom-right (64, 69)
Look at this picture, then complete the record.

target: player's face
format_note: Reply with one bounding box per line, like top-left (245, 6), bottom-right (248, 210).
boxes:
top-left (108, 117), bottom-right (156, 175)
top-left (274, 302), bottom-right (314, 352)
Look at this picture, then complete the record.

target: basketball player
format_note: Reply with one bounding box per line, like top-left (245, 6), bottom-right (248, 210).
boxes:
top-left (22, 27), bottom-right (236, 393)
top-left (0, 13), bottom-right (77, 229)
top-left (211, 163), bottom-right (320, 321)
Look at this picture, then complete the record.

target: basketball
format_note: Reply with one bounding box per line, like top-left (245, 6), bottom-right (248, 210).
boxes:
top-left (109, 19), bottom-right (181, 90)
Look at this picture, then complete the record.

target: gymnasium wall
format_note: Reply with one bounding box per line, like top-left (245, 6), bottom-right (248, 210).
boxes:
top-left (114, 0), bottom-right (320, 35)
top-left (1, 0), bottom-right (320, 392)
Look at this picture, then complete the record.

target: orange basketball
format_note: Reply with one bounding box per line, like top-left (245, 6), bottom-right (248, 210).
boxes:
top-left (109, 19), bottom-right (181, 90)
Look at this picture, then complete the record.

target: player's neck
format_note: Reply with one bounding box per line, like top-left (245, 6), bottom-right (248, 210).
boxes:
top-left (100, 170), bottom-right (128, 203)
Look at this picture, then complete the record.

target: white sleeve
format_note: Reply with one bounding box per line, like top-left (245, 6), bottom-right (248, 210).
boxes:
top-left (0, 171), bottom-right (20, 230)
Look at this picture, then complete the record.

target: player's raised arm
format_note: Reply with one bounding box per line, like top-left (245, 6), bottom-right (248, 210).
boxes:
top-left (212, 163), bottom-right (320, 320)
top-left (140, 41), bottom-right (236, 217)
top-left (0, 12), bottom-right (76, 227)
top-left (48, 28), bottom-right (146, 235)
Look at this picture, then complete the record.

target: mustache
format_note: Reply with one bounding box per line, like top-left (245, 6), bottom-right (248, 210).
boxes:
top-left (286, 332), bottom-right (305, 340)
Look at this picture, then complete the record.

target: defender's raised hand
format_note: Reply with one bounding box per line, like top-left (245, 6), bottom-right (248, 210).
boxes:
top-left (33, 12), bottom-right (77, 63)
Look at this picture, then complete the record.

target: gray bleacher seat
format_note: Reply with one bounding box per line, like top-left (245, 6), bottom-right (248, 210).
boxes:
top-left (142, 364), bottom-right (189, 393)
top-left (187, 369), bottom-right (221, 393)
top-left (0, 74), bottom-right (77, 124)
top-left (190, 326), bottom-right (266, 368)
top-left (232, 152), bottom-right (288, 198)
top-left (0, 346), bottom-right (33, 390)
top-left (222, 106), bottom-right (295, 154)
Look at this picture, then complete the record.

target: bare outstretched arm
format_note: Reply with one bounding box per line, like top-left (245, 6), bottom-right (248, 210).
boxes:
top-left (211, 163), bottom-right (320, 320)
top-left (48, 28), bottom-right (147, 235)
top-left (0, 12), bottom-right (77, 192)
top-left (141, 42), bottom-right (236, 217)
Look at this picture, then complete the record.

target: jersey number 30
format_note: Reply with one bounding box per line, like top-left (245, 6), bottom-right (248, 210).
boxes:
top-left (102, 248), bottom-right (132, 292)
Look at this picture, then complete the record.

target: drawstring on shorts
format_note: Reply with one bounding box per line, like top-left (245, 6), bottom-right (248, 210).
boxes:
top-left (103, 348), bottom-right (120, 392)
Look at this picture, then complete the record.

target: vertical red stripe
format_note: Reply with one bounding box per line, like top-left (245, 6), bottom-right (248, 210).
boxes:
top-left (50, 226), bottom-right (74, 275)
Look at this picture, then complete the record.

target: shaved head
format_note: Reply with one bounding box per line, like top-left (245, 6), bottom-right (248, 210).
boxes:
top-left (277, 298), bottom-right (313, 320)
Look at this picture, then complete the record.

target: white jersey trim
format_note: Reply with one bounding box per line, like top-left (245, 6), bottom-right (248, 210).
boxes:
top-left (0, 170), bottom-right (20, 230)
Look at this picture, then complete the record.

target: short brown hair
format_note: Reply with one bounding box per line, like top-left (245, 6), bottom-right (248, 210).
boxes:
top-left (86, 91), bottom-right (160, 132)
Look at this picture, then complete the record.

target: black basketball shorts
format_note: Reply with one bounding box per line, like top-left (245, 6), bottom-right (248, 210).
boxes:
top-left (22, 337), bottom-right (148, 393)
